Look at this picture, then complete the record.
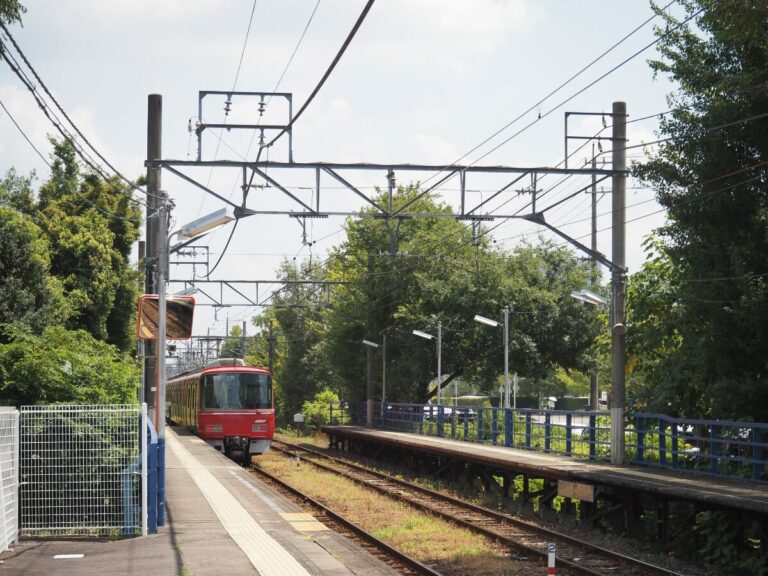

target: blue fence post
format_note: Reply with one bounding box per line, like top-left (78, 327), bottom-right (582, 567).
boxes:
top-left (451, 408), bottom-right (456, 439)
top-left (329, 402), bottom-right (334, 424)
top-left (671, 424), bottom-right (679, 469)
top-left (589, 414), bottom-right (596, 460)
top-left (710, 424), bottom-right (719, 475)
top-left (157, 437), bottom-right (165, 526)
top-left (490, 410), bottom-right (497, 445)
top-left (753, 427), bottom-right (762, 481)
top-left (658, 418), bottom-right (667, 467)
top-left (504, 409), bottom-right (512, 447)
top-left (478, 408), bottom-right (484, 443)
top-left (463, 410), bottom-right (469, 440)
top-left (147, 422), bottom-right (158, 534)
top-left (525, 413), bottom-right (532, 449)
top-left (437, 406), bottom-right (444, 438)
top-left (636, 415), bottom-right (646, 464)
top-left (565, 413), bottom-right (572, 456)
top-left (544, 412), bottom-right (551, 453)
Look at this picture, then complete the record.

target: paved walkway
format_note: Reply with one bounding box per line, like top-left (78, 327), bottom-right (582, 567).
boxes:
top-left (1, 427), bottom-right (400, 576)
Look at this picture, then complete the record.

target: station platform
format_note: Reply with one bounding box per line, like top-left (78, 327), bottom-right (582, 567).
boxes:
top-left (323, 425), bottom-right (768, 515)
top-left (0, 427), bottom-right (401, 576)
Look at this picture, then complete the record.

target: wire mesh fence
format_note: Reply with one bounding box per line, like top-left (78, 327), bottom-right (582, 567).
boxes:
top-left (20, 404), bottom-right (142, 537)
top-left (0, 407), bottom-right (19, 551)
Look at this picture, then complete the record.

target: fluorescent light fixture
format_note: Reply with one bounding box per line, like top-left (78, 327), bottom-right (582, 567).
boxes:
top-left (570, 289), bottom-right (608, 307)
top-left (413, 329), bottom-right (434, 340)
top-left (173, 286), bottom-right (198, 296)
top-left (362, 339), bottom-right (379, 348)
top-left (473, 314), bottom-right (499, 327)
top-left (179, 207), bottom-right (235, 239)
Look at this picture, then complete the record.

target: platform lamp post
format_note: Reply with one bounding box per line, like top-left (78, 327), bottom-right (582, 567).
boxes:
top-left (570, 289), bottom-right (608, 409)
top-left (362, 337), bottom-right (386, 425)
top-left (156, 205), bottom-right (235, 523)
top-left (413, 322), bottom-right (442, 405)
top-left (474, 307), bottom-right (513, 409)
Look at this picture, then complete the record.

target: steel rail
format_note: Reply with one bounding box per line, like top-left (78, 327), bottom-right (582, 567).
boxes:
top-left (273, 440), bottom-right (686, 576)
top-left (248, 463), bottom-right (445, 576)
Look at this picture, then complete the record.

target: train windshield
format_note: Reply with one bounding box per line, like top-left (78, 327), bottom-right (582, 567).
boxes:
top-left (201, 372), bottom-right (272, 410)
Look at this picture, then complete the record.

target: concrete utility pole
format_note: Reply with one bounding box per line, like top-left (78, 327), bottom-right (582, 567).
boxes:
top-left (144, 94), bottom-right (163, 413)
top-left (610, 101), bottom-right (627, 465)
top-left (590, 144), bottom-right (599, 412)
top-left (366, 344), bottom-right (374, 426)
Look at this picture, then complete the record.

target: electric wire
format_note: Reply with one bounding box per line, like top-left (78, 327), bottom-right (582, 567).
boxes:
top-left (0, 95), bottom-right (50, 167)
top-left (0, 21), bottom-right (156, 204)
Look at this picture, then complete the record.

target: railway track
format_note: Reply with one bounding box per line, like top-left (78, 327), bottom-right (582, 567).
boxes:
top-left (249, 457), bottom-right (445, 576)
top-left (271, 439), bottom-right (689, 576)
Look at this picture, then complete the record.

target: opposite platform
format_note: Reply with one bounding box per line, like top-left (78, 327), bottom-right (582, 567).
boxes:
top-left (1, 427), bottom-right (401, 576)
top-left (323, 425), bottom-right (768, 515)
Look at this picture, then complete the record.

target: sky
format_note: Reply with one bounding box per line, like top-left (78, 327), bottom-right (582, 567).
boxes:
top-left (0, 0), bottom-right (683, 337)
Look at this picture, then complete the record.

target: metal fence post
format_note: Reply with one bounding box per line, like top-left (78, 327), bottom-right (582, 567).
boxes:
top-left (504, 409), bottom-right (512, 447)
top-left (658, 418), bottom-right (666, 467)
top-left (544, 412), bottom-right (551, 453)
top-left (636, 415), bottom-right (646, 464)
top-left (565, 413), bottom-right (572, 456)
top-left (710, 424), bottom-right (719, 475)
top-left (141, 403), bottom-right (148, 536)
top-left (754, 427), bottom-right (762, 481)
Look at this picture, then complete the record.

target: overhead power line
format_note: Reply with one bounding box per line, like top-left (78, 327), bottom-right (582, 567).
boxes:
top-left (0, 21), bottom-right (155, 205)
top-left (263, 0), bottom-right (376, 151)
top-left (0, 95), bottom-right (50, 167)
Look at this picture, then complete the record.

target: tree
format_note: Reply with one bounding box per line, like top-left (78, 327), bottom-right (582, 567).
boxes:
top-left (0, 206), bottom-right (66, 335)
top-left (37, 141), bottom-right (141, 351)
top-left (632, 1), bottom-right (768, 419)
top-left (0, 0), bottom-right (24, 28)
top-left (320, 185), bottom-right (600, 405)
top-left (0, 324), bottom-right (138, 406)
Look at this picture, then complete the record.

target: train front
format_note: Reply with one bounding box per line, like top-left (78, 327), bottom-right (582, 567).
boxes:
top-left (197, 366), bottom-right (274, 459)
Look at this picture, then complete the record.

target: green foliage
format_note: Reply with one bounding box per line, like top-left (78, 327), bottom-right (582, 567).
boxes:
top-left (256, 185), bottom-right (601, 415)
top-left (300, 388), bottom-right (340, 429)
top-left (694, 510), bottom-right (768, 575)
top-left (0, 205), bottom-right (65, 334)
top-left (36, 143), bottom-right (141, 351)
top-left (0, 324), bottom-right (138, 406)
top-left (631, 1), bottom-right (768, 419)
top-left (0, 0), bottom-right (25, 27)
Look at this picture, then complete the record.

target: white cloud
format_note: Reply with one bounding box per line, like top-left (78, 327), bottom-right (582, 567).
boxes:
top-left (412, 133), bottom-right (459, 164)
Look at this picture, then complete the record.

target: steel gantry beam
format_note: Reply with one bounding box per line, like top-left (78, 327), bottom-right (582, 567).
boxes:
top-left (168, 279), bottom-right (354, 308)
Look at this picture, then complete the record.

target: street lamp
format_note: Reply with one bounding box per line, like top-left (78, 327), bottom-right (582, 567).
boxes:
top-left (362, 337), bottom-right (386, 425)
top-left (157, 205), bottom-right (235, 436)
top-left (413, 322), bottom-right (443, 405)
top-left (474, 307), bottom-right (513, 409)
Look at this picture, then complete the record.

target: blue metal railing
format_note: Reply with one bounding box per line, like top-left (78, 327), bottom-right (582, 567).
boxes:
top-left (341, 402), bottom-right (768, 484)
top-left (631, 413), bottom-right (768, 482)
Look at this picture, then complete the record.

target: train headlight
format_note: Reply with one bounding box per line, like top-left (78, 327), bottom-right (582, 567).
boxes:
top-left (252, 423), bottom-right (268, 432)
top-left (206, 424), bottom-right (223, 432)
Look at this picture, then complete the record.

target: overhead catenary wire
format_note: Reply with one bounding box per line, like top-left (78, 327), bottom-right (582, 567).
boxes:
top-left (0, 21), bottom-right (156, 205)
top-left (0, 95), bottom-right (50, 167)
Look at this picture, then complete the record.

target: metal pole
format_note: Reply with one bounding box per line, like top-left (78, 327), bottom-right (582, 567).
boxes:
top-left (503, 307), bottom-right (511, 409)
top-left (157, 206), bottom-right (168, 440)
top-left (156, 205), bottom-right (168, 526)
top-left (145, 94), bottom-right (162, 415)
top-left (590, 145), bottom-right (599, 412)
top-left (366, 346), bottom-right (374, 426)
top-left (382, 334), bottom-right (387, 415)
top-left (437, 321), bottom-right (442, 405)
top-left (610, 101), bottom-right (627, 465)
top-left (140, 402), bottom-right (148, 536)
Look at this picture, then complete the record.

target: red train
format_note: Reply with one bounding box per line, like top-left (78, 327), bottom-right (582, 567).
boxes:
top-left (166, 358), bottom-right (274, 460)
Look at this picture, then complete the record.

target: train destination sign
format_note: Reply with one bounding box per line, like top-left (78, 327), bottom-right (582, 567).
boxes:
top-left (136, 294), bottom-right (195, 340)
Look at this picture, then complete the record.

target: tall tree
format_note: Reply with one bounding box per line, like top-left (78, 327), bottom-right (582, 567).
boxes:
top-left (37, 141), bottom-right (141, 351)
top-left (0, 206), bottom-right (66, 334)
top-left (632, 0), bottom-right (768, 419)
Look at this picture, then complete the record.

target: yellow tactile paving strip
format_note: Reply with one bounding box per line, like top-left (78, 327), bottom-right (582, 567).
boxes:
top-left (167, 432), bottom-right (312, 576)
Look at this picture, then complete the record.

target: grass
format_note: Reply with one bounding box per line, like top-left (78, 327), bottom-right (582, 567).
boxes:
top-left (254, 448), bottom-right (536, 575)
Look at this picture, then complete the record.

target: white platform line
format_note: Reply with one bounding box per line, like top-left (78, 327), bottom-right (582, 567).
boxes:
top-left (167, 432), bottom-right (311, 576)
top-left (229, 471), bottom-right (284, 514)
